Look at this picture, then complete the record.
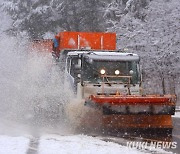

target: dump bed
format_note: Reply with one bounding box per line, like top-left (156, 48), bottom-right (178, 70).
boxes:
top-left (57, 31), bottom-right (116, 51)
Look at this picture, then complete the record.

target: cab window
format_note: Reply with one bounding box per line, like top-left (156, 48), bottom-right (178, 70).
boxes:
top-left (70, 57), bottom-right (78, 77)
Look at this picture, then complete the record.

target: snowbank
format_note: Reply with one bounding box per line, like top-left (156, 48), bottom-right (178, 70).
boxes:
top-left (0, 135), bottom-right (29, 154)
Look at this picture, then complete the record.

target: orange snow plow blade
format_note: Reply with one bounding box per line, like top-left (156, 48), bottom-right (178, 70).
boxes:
top-left (85, 94), bottom-right (176, 115)
top-left (85, 94), bottom-right (176, 129)
top-left (88, 94), bottom-right (176, 105)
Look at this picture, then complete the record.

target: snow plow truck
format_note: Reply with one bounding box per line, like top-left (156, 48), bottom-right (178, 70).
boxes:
top-left (33, 31), bottom-right (176, 134)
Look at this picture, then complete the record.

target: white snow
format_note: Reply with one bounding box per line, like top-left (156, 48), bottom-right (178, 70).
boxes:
top-left (38, 134), bottom-right (142, 154)
top-left (0, 135), bottom-right (29, 154)
top-left (0, 134), bottom-right (175, 154)
top-left (173, 112), bottom-right (180, 118)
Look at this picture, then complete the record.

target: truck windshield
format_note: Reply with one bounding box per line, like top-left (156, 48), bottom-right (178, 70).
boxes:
top-left (82, 59), bottom-right (139, 84)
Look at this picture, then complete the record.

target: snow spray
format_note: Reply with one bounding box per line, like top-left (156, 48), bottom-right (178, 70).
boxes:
top-left (0, 35), bottom-right (73, 135)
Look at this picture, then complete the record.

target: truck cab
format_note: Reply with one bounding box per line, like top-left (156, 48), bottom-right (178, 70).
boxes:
top-left (65, 51), bottom-right (141, 99)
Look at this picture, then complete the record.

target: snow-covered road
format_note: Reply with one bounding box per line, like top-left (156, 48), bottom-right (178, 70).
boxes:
top-left (0, 133), bottom-right (175, 154)
top-left (38, 135), bottom-right (143, 154)
top-left (0, 134), bottom-right (143, 154)
top-left (0, 114), bottom-right (179, 154)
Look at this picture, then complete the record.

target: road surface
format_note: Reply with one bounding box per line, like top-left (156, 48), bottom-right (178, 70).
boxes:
top-left (0, 115), bottom-right (180, 154)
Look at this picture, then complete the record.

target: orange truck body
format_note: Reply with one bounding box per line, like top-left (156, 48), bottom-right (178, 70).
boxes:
top-left (57, 31), bottom-right (116, 51)
top-left (31, 32), bottom-right (116, 54)
top-left (31, 39), bottom-right (53, 52)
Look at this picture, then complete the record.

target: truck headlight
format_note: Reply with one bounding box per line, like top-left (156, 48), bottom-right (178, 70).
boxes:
top-left (100, 69), bottom-right (106, 75)
top-left (115, 70), bottom-right (120, 75)
top-left (129, 70), bottom-right (134, 75)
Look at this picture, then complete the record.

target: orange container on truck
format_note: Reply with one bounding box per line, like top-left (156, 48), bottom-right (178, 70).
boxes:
top-left (52, 31), bottom-right (116, 58)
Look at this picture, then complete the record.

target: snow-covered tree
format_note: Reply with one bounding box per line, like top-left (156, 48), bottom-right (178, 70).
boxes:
top-left (108, 0), bottom-right (180, 97)
top-left (2, 0), bottom-right (106, 38)
top-left (104, 0), bottom-right (149, 25)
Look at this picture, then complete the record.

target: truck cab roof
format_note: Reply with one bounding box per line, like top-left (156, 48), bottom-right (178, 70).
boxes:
top-left (67, 50), bottom-right (140, 62)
